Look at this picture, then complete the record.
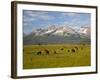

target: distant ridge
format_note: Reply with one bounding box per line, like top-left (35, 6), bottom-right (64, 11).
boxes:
top-left (23, 25), bottom-right (90, 45)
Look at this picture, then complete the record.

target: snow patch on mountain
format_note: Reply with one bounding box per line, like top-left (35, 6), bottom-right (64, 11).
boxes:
top-left (78, 27), bottom-right (90, 37)
top-left (30, 25), bottom-right (90, 37)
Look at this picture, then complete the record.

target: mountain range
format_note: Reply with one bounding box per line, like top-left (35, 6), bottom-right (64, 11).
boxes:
top-left (23, 25), bottom-right (91, 45)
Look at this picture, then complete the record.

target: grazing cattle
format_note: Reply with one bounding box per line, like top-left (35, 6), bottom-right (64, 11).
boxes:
top-left (68, 50), bottom-right (70, 52)
top-left (54, 51), bottom-right (57, 54)
top-left (61, 48), bottom-right (64, 50)
top-left (44, 49), bottom-right (49, 55)
top-left (37, 51), bottom-right (42, 55)
top-left (71, 49), bottom-right (75, 52)
top-left (74, 46), bottom-right (78, 50)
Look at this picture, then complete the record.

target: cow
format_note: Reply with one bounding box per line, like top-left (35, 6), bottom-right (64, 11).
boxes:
top-left (71, 49), bottom-right (76, 52)
top-left (61, 48), bottom-right (64, 50)
top-left (74, 46), bottom-right (78, 50)
top-left (54, 51), bottom-right (57, 54)
top-left (68, 50), bottom-right (70, 52)
top-left (37, 51), bottom-right (42, 55)
top-left (44, 49), bottom-right (49, 55)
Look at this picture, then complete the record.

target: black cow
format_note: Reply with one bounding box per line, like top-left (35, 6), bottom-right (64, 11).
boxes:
top-left (61, 48), bottom-right (64, 50)
top-left (68, 50), bottom-right (70, 52)
top-left (54, 51), bottom-right (57, 54)
top-left (37, 51), bottom-right (42, 55)
top-left (71, 49), bottom-right (75, 52)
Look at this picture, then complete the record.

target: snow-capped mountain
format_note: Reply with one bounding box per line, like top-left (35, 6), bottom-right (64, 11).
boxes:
top-left (78, 27), bottom-right (90, 37)
top-left (23, 25), bottom-right (90, 45)
top-left (31, 25), bottom-right (81, 37)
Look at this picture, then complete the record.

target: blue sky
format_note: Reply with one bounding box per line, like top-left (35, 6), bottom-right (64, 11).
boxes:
top-left (23, 10), bottom-right (91, 34)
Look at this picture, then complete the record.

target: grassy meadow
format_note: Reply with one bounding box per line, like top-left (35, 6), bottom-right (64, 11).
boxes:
top-left (23, 44), bottom-right (91, 69)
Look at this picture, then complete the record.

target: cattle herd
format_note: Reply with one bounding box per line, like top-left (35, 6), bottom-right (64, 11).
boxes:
top-left (35, 45), bottom-right (84, 55)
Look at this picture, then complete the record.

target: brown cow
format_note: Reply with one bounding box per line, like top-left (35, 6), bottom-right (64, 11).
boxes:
top-left (44, 49), bottom-right (49, 55)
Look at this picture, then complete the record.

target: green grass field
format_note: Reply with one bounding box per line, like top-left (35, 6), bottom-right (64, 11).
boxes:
top-left (23, 44), bottom-right (91, 69)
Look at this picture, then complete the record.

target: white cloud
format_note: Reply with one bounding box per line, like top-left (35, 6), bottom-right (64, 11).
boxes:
top-left (39, 15), bottom-right (54, 20)
top-left (62, 19), bottom-right (90, 29)
top-left (25, 10), bottom-right (49, 17)
top-left (62, 12), bottom-right (80, 17)
top-left (23, 16), bottom-right (36, 22)
top-left (23, 23), bottom-right (28, 26)
top-left (24, 10), bottom-right (55, 21)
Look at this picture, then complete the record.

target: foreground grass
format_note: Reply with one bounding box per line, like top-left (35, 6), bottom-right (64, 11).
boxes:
top-left (23, 44), bottom-right (91, 69)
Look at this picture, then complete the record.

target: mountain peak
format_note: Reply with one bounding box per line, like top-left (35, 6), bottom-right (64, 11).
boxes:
top-left (78, 27), bottom-right (90, 37)
top-left (31, 25), bottom-right (90, 37)
top-left (24, 25), bottom-right (90, 45)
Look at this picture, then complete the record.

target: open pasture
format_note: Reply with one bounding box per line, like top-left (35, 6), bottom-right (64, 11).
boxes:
top-left (23, 44), bottom-right (91, 69)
